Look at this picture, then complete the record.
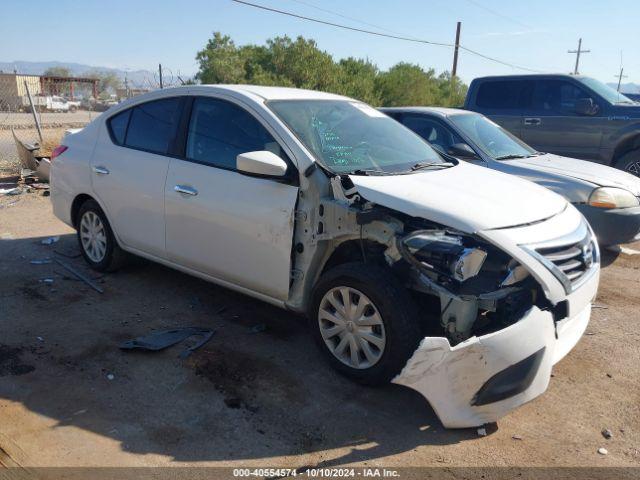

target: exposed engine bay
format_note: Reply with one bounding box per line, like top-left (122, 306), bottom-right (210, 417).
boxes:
top-left (295, 175), bottom-right (548, 345)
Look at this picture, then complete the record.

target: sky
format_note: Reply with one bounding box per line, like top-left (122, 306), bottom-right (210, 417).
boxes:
top-left (2, 0), bottom-right (638, 85)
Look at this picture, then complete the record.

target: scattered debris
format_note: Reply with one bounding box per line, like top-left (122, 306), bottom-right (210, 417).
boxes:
top-left (41, 236), bottom-right (60, 245)
top-left (592, 304), bottom-right (608, 309)
top-left (598, 447), bottom-right (608, 455)
top-left (40, 278), bottom-right (54, 285)
top-left (36, 337), bottom-right (44, 342)
top-left (601, 428), bottom-right (613, 439)
top-left (106, 373), bottom-right (115, 381)
top-left (54, 259), bottom-right (104, 294)
top-left (585, 331), bottom-right (596, 336)
top-left (119, 327), bottom-right (215, 358)
top-left (619, 246), bottom-right (640, 256)
top-left (511, 435), bottom-right (523, 440)
top-left (477, 427), bottom-right (487, 437)
top-left (249, 323), bottom-right (267, 334)
top-left (30, 259), bottom-right (52, 265)
top-left (1, 187), bottom-right (21, 195)
top-left (606, 373), bottom-right (612, 378)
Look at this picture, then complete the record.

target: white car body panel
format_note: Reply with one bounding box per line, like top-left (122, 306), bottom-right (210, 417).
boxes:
top-left (165, 158), bottom-right (298, 301)
top-left (348, 161), bottom-right (567, 233)
top-left (90, 129), bottom-right (170, 258)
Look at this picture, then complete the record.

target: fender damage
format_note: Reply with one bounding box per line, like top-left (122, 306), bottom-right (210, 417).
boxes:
top-left (290, 172), bottom-right (600, 429)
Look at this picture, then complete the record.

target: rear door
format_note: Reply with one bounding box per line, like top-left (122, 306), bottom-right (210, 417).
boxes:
top-left (91, 96), bottom-right (186, 258)
top-left (472, 79), bottom-right (532, 139)
top-left (164, 96), bottom-right (299, 301)
top-left (520, 78), bottom-right (603, 160)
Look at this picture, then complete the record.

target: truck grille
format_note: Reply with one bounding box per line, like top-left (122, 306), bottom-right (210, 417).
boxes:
top-left (523, 220), bottom-right (599, 293)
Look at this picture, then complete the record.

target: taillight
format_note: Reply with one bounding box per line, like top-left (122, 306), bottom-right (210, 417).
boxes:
top-left (50, 145), bottom-right (68, 161)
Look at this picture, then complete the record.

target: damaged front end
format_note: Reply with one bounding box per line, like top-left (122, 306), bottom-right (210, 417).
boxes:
top-left (296, 174), bottom-right (600, 428)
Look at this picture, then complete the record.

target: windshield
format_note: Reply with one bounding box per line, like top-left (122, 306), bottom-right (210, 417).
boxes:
top-left (268, 100), bottom-right (444, 174)
top-left (449, 113), bottom-right (537, 160)
top-left (577, 77), bottom-right (635, 105)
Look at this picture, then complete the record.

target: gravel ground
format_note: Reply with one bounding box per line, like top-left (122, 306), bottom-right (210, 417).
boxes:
top-left (0, 189), bottom-right (639, 475)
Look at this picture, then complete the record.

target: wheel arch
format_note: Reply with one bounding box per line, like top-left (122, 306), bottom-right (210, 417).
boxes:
top-left (612, 133), bottom-right (640, 165)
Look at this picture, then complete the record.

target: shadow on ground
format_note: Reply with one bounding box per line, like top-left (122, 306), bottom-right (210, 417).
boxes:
top-left (0, 232), bottom-right (481, 466)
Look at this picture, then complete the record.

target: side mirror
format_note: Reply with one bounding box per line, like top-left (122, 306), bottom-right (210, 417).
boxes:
top-left (236, 150), bottom-right (288, 177)
top-left (575, 98), bottom-right (599, 116)
top-left (447, 143), bottom-right (479, 159)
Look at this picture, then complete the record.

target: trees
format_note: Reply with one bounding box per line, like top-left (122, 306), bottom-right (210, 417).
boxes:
top-left (194, 32), bottom-right (467, 107)
top-left (43, 66), bottom-right (72, 78)
top-left (84, 70), bottom-right (122, 99)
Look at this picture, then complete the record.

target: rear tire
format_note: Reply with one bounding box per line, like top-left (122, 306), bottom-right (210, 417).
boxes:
top-left (76, 199), bottom-right (127, 272)
top-left (309, 262), bottom-right (422, 386)
top-left (615, 149), bottom-right (640, 177)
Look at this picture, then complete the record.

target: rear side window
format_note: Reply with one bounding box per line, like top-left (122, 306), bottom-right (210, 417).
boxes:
top-left (108, 110), bottom-right (130, 145)
top-left (186, 97), bottom-right (282, 170)
top-left (125, 98), bottom-right (183, 155)
top-left (476, 80), bottom-right (531, 109)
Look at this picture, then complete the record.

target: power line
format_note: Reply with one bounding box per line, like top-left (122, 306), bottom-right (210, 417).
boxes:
top-left (463, 0), bottom-right (533, 29)
top-left (287, 0), bottom-right (404, 36)
top-left (230, 0), bottom-right (544, 73)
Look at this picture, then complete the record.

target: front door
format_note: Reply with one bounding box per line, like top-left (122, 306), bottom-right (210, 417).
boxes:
top-left (520, 79), bottom-right (603, 160)
top-left (164, 96), bottom-right (299, 301)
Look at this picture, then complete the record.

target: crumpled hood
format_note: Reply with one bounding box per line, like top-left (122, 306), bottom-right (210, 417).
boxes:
top-left (507, 154), bottom-right (640, 195)
top-left (348, 161), bottom-right (567, 233)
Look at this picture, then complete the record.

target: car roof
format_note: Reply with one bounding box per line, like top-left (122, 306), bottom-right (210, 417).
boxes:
top-left (194, 84), bottom-right (350, 101)
top-left (380, 106), bottom-right (474, 118)
top-left (471, 73), bottom-right (588, 81)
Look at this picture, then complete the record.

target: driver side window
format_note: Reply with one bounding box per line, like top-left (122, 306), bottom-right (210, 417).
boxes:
top-left (402, 116), bottom-right (462, 153)
top-left (532, 80), bottom-right (593, 114)
top-left (186, 97), bottom-right (284, 170)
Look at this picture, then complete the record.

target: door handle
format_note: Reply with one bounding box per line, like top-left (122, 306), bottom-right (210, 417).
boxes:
top-left (92, 166), bottom-right (110, 175)
top-left (174, 185), bottom-right (198, 196)
top-left (524, 117), bottom-right (542, 126)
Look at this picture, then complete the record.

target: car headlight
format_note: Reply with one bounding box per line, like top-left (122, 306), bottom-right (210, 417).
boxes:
top-left (402, 230), bottom-right (487, 282)
top-left (588, 187), bottom-right (639, 209)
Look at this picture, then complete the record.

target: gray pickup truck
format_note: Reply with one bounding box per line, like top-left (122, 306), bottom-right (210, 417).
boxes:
top-left (464, 74), bottom-right (640, 176)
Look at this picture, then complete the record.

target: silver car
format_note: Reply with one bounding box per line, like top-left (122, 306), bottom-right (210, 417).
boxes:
top-left (383, 107), bottom-right (640, 246)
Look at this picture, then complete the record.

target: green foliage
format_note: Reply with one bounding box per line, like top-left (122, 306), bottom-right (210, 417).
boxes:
top-left (84, 69), bottom-right (123, 96)
top-left (195, 32), bottom-right (467, 107)
top-left (43, 66), bottom-right (72, 77)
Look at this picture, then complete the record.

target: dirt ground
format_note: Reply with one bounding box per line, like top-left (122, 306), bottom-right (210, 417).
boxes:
top-left (0, 185), bottom-right (639, 474)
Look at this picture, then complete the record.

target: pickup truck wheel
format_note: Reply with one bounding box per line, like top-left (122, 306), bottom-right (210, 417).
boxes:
top-left (310, 262), bottom-right (421, 386)
top-left (615, 149), bottom-right (640, 177)
top-left (76, 199), bottom-right (127, 272)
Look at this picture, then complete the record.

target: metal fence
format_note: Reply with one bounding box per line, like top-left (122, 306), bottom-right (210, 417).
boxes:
top-left (0, 70), bottom-right (179, 176)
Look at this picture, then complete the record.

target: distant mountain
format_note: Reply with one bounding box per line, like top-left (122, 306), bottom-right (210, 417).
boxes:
top-left (0, 60), bottom-right (183, 88)
top-left (607, 82), bottom-right (640, 94)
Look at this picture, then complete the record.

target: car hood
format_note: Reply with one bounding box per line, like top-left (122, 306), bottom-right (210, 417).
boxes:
top-left (348, 161), bottom-right (567, 233)
top-left (505, 154), bottom-right (640, 196)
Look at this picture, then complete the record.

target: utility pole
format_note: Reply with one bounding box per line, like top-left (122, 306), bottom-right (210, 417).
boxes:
top-left (568, 38), bottom-right (590, 75)
top-left (158, 63), bottom-right (163, 89)
top-left (615, 67), bottom-right (628, 92)
top-left (452, 21), bottom-right (461, 79)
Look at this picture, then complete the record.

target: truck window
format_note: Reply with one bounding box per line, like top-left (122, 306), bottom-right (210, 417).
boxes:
top-left (531, 80), bottom-right (593, 114)
top-left (476, 80), bottom-right (531, 109)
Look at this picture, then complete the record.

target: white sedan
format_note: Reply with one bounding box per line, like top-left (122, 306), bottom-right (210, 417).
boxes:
top-left (50, 85), bottom-right (599, 428)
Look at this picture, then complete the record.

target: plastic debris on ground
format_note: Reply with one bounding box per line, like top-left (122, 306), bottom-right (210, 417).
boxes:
top-left (41, 236), bottom-right (60, 245)
top-left (119, 327), bottom-right (215, 358)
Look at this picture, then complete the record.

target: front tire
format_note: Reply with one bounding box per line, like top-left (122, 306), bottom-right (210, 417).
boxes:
top-left (76, 199), bottom-right (127, 272)
top-left (309, 262), bottom-right (422, 385)
top-left (615, 149), bottom-right (640, 177)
